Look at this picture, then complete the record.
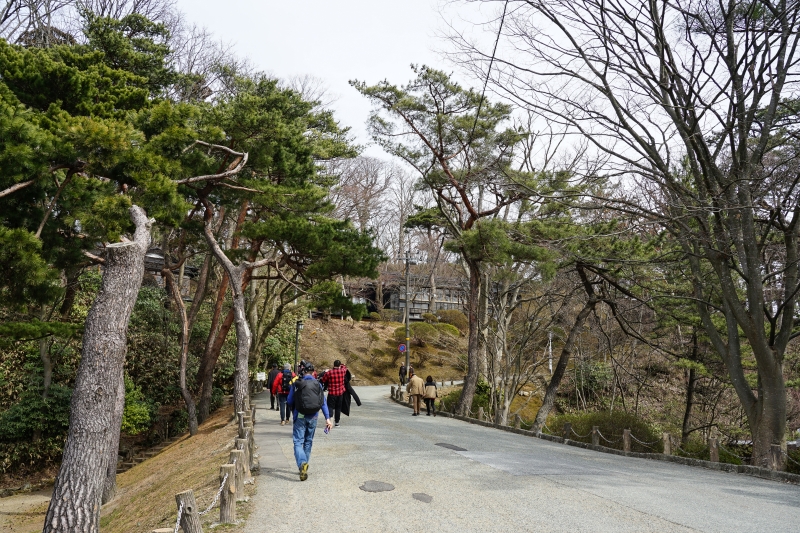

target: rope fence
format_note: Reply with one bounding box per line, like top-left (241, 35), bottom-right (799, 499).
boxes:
top-left (571, 427), bottom-right (592, 439)
top-left (156, 407), bottom-right (255, 533)
top-left (595, 429), bottom-right (621, 444)
top-left (172, 501), bottom-right (184, 533)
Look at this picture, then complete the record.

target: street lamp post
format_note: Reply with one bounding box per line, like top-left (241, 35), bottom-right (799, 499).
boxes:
top-left (403, 250), bottom-right (417, 383)
top-left (294, 320), bottom-right (304, 372)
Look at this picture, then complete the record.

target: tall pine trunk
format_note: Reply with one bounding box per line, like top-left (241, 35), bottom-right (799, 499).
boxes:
top-left (43, 206), bottom-right (150, 533)
top-left (101, 373), bottom-right (124, 504)
top-left (457, 261), bottom-right (481, 416)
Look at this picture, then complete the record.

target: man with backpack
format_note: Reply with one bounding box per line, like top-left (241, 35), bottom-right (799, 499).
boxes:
top-left (271, 364), bottom-right (296, 426)
top-left (287, 363), bottom-right (332, 481)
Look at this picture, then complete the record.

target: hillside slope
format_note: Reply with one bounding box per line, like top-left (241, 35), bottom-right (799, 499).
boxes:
top-left (297, 318), bottom-right (465, 384)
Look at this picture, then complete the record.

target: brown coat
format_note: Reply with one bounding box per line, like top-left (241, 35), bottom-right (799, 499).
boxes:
top-left (406, 374), bottom-right (425, 396)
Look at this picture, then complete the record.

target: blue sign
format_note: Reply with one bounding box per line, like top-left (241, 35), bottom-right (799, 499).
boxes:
top-left (398, 344), bottom-right (406, 352)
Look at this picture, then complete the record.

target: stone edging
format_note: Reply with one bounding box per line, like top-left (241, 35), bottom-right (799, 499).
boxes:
top-left (390, 394), bottom-right (800, 485)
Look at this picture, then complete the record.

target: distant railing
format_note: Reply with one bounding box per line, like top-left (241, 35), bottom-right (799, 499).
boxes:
top-left (388, 385), bottom-right (793, 474)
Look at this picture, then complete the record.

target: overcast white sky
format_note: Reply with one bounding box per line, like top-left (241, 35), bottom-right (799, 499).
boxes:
top-left (175, 0), bottom-right (490, 158)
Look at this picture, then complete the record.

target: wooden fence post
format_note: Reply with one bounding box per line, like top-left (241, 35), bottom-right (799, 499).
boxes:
top-left (663, 433), bottom-right (672, 455)
top-left (391, 385), bottom-right (396, 399)
top-left (229, 449), bottom-right (245, 501)
top-left (623, 429), bottom-right (631, 452)
top-left (398, 391), bottom-right (404, 402)
top-left (514, 414), bottom-right (522, 429)
top-left (175, 489), bottom-right (203, 533)
top-left (450, 380), bottom-right (454, 385)
top-left (709, 437), bottom-right (718, 462)
top-left (236, 438), bottom-right (251, 479)
top-left (591, 426), bottom-right (599, 446)
top-left (563, 423), bottom-right (572, 440)
top-left (477, 407), bottom-right (484, 421)
top-left (770, 444), bottom-right (783, 471)
top-left (219, 464), bottom-right (236, 524)
top-left (237, 412), bottom-right (245, 437)
top-left (251, 406), bottom-right (256, 425)
top-left (246, 423), bottom-right (255, 468)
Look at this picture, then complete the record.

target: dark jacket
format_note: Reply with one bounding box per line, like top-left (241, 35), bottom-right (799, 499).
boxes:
top-left (266, 368), bottom-right (280, 391)
top-left (341, 369), bottom-right (361, 416)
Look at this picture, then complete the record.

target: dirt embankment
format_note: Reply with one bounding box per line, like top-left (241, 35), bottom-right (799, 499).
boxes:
top-left (298, 318), bottom-right (465, 384)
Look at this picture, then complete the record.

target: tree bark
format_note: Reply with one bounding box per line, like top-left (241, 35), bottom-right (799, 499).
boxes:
top-left (43, 206), bottom-right (150, 533)
top-left (457, 261), bottom-right (481, 416)
top-left (101, 372), bottom-right (124, 504)
top-left (163, 269), bottom-right (199, 436)
top-left (197, 307), bottom-right (235, 421)
top-left (202, 206), bottom-right (259, 415)
top-left (681, 367), bottom-right (696, 447)
top-left (531, 298), bottom-right (596, 433)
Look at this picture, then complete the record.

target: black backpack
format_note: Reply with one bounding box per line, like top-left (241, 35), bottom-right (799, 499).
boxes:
top-left (280, 370), bottom-right (293, 395)
top-left (294, 379), bottom-right (324, 416)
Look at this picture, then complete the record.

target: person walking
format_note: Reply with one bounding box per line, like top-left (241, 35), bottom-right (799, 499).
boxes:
top-left (287, 363), bottom-right (332, 481)
top-left (271, 364), bottom-right (296, 425)
top-left (423, 375), bottom-right (438, 416)
top-left (341, 367), bottom-right (361, 418)
top-left (266, 363), bottom-right (280, 410)
top-left (321, 359), bottom-right (347, 427)
top-left (399, 364), bottom-right (407, 386)
top-left (406, 370), bottom-right (425, 416)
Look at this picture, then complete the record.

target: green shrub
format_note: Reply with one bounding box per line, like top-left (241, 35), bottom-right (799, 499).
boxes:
top-left (121, 375), bottom-right (153, 435)
top-left (787, 449), bottom-right (800, 475)
top-left (547, 411), bottom-right (663, 453)
top-left (0, 384), bottom-right (72, 472)
top-left (394, 322), bottom-right (439, 346)
top-left (437, 310), bottom-right (468, 333)
top-left (351, 304), bottom-right (367, 321)
top-left (368, 312), bottom-right (381, 321)
top-left (210, 387), bottom-right (224, 413)
top-left (422, 313), bottom-right (439, 323)
top-left (434, 323), bottom-right (460, 337)
top-left (380, 309), bottom-right (401, 322)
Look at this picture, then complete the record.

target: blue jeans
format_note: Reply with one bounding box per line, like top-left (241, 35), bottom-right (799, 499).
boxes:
top-left (278, 394), bottom-right (289, 421)
top-left (292, 415), bottom-right (318, 469)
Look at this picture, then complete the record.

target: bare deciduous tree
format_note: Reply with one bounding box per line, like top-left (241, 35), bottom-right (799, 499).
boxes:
top-left (456, 0), bottom-right (800, 466)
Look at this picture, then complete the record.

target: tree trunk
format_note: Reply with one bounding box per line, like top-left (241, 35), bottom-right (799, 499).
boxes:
top-left (197, 307), bottom-right (235, 420)
top-left (681, 369), bottom-right (696, 446)
top-left (101, 372), bottom-right (124, 504)
top-left (43, 206), bottom-right (150, 533)
top-left (164, 269), bottom-right (199, 436)
top-left (457, 261), bottom-right (481, 416)
top-left (531, 299), bottom-right (595, 433)
top-left (203, 210), bottom-right (253, 415)
top-left (750, 362), bottom-right (787, 468)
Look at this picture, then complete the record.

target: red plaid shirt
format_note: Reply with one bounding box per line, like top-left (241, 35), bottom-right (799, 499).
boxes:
top-left (322, 365), bottom-right (347, 396)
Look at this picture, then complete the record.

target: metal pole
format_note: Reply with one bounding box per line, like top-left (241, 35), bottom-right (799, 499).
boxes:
top-left (294, 321), bottom-right (300, 372)
top-left (405, 250), bottom-right (411, 381)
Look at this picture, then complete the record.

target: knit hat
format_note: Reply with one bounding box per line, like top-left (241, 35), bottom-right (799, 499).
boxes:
top-left (283, 363), bottom-right (291, 370)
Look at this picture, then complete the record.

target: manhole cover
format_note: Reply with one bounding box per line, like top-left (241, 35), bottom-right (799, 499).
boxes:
top-left (435, 443), bottom-right (467, 451)
top-left (412, 492), bottom-right (433, 503)
top-left (360, 480), bottom-right (395, 493)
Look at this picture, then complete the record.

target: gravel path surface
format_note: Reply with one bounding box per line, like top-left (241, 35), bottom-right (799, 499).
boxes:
top-left (246, 385), bottom-right (799, 533)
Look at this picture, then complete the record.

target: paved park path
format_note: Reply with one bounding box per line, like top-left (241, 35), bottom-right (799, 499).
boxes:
top-left (245, 385), bottom-right (799, 533)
